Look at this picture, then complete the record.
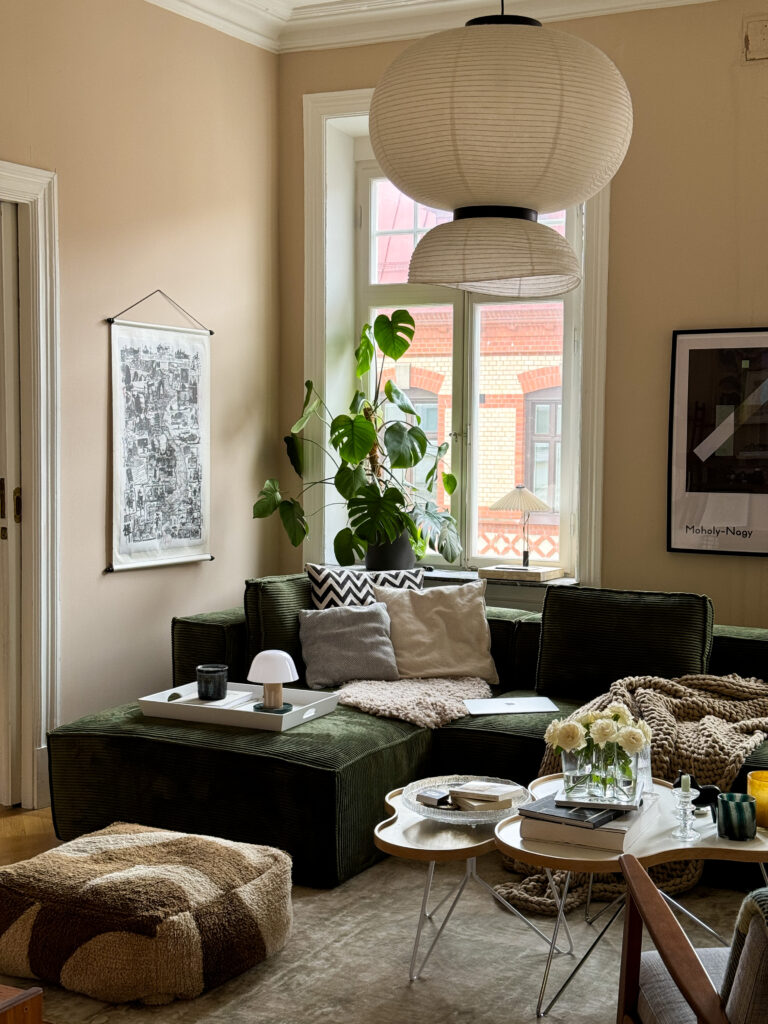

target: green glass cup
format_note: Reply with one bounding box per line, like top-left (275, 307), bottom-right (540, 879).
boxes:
top-left (716, 792), bottom-right (757, 841)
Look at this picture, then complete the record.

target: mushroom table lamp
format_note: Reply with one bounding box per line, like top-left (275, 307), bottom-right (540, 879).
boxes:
top-left (490, 484), bottom-right (550, 569)
top-left (248, 650), bottom-right (299, 715)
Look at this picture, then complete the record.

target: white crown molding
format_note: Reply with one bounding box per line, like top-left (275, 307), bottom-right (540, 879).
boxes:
top-left (146, 0), bottom-right (718, 53)
top-left (145, 0), bottom-right (288, 52)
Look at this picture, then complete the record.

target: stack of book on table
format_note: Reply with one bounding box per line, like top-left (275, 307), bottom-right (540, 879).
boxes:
top-left (518, 787), bottom-right (652, 852)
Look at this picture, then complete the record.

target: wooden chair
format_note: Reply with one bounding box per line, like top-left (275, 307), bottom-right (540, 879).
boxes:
top-left (0, 986), bottom-right (43, 1024)
top-left (617, 854), bottom-right (768, 1024)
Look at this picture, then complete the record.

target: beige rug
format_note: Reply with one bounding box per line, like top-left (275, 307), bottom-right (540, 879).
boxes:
top-left (1, 853), bottom-right (746, 1024)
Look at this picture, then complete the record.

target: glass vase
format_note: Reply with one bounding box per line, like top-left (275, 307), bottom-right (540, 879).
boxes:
top-left (561, 748), bottom-right (591, 797)
top-left (614, 750), bottom-right (641, 803)
top-left (588, 743), bottom-right (617, 799)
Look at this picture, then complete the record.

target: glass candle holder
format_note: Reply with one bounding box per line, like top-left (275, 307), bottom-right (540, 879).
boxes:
top-left (747, 771), bottom-right (768, 829)
top-left (672, 787), bottom-right (700, 842)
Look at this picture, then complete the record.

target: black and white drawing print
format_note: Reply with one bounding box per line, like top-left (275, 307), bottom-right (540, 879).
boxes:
top-left (111, 323), bottom-right (210, 569)
top-left (668, 328), bottom-right (768, 556)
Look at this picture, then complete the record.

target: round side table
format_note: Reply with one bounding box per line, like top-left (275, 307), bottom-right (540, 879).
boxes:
top-left (375, 783), bottom-right (567, 981)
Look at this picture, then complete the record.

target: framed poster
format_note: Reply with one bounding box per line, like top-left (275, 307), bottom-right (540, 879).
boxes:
top-left (668, 328), bottom-right (768, 556)
top-left (111, 321), bottom-right (211, 570)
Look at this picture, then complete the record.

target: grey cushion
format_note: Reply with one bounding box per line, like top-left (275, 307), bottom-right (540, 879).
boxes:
top-left (638, 946), bottom-right (729, 1024)
top-left (299, 603), bottom-right (399, 690)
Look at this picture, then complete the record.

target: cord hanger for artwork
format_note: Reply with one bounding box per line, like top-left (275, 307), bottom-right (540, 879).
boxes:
top-left (107, 289), bottom-right (213, 336)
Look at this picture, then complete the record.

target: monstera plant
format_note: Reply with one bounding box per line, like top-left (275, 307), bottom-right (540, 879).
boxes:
top-left (253, 309), bottom-right (461, 566)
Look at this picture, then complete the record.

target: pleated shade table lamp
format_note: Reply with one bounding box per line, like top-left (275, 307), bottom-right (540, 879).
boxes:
top-left (369, 12), bottom-right (633, 298)
top-left (490, 484), bottom-right (550, 568)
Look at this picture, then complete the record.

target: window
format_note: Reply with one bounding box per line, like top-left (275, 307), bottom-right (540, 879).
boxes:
top-left (303, 92), bottom-right (608, 582)
top-left (357, 160), bottom-right (580, 570)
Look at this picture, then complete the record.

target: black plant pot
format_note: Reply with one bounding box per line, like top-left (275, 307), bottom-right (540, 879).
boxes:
top-left (364, 532), bottom-right (416, 571)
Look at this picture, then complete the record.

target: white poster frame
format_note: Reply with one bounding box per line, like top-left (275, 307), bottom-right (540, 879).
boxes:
top-left (667, 328), bottom-right (768, 556)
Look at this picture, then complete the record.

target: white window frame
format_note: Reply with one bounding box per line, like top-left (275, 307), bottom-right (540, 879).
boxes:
top-left (303, 90), bottom-right (607, 584)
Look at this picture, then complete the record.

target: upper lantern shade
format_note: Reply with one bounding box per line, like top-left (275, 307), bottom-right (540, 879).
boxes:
top-left (369, 23), bottom-right (633, 214)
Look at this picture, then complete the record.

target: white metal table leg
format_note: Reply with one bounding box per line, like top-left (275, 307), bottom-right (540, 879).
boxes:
top-left (407, 857), bottom-right (571, 982)
top-left (536, 870), bottom-right (572, 1017)
top-left (469, 859), bottom-right (570, 952)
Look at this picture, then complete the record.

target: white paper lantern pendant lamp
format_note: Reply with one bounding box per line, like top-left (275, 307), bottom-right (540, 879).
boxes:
top-left (369, 11), bottom-right (633, 298)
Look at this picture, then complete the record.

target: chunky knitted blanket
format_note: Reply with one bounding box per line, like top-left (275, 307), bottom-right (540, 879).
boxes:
top-left (496, 673), bottom-right (768, 914)
top-left (338, 677), bottom-right (492, 728)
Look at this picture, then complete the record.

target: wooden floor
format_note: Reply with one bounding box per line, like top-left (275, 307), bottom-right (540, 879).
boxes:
top-left (0, 805), bottom-right (59, 866)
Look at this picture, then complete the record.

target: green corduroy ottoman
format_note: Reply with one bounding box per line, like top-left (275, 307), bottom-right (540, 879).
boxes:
top-left (48, 703), bottom-right (431, 889)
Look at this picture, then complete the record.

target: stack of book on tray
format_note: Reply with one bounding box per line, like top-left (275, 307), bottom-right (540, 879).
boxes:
top-left (518, 787), bottom-right (652, 852)
top-left (417, 781), bottom-right (524, 811)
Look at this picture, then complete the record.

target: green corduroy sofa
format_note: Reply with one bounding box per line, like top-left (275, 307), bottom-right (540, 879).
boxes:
top-left (48, 578), bottom-right (768, 888)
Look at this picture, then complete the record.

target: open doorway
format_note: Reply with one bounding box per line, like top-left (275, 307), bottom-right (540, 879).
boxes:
top-left (0, 201), bottom-right (21, 806)
top-left (0, 161), bottom-right (59, 809)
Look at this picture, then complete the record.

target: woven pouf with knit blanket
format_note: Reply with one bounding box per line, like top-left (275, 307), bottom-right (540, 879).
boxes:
top-left (0, 823), bottom-right (292, 1004)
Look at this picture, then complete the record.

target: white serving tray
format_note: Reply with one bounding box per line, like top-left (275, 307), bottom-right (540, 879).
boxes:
top-left (138, 682), bottom-right (339, 732)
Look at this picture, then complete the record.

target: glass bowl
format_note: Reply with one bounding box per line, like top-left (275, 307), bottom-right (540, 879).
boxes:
top-left (401, 774), bottom-right (531, 825)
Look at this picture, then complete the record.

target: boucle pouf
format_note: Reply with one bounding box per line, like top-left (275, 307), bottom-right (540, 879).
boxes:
top-left (0, 822), bottom-right (292, 1004)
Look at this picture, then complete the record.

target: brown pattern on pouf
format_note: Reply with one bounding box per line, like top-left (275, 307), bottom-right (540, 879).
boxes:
top-left (0, 823), bottom-right (292, 1004)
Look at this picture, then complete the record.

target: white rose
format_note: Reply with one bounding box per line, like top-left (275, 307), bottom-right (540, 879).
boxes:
top-left (605, 702), bottom-right (633, 726)
top-left (590, 717), bottom-right (619, 747)
top-left (638, 719), bottom-right (653, 744)
top-left (580, 711), bottom-right (597, 725)
top-left (557, 721), bottom-right (587, 753)
top-left (544, 718), bottom-right (562, 748)
top-left (617, 725), bottom-right (646, 755)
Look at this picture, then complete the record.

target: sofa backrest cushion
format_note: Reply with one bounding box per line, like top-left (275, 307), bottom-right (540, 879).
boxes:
top-left (244, 574), bottom-right (312, 682)
top-left (710, 625), bottom-right (768, 680)
top-left (536, 586), bottom-right (714, 701)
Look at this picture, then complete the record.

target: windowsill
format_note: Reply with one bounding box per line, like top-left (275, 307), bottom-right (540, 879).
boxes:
top-left (423, 566), bottom-right (578, 612)
top-left (424, 567), bottom-right (578, 587)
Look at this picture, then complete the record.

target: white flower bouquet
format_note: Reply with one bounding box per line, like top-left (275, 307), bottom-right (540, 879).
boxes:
top-left (545, 703), bottom-right (652, 799)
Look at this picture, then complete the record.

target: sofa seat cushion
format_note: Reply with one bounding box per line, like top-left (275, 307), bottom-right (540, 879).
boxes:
top-left (0, 823), bottom-right (292, 1004)
top-left (48, 703), bottom-right (431, 889)
top-left (536, 586), bottom-right (713, 701)
top-left (431, 690), bottom-right (582, 785)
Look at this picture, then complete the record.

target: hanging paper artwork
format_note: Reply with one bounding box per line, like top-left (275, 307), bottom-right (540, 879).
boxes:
top-left (111, 322), bottom-right (211, 570)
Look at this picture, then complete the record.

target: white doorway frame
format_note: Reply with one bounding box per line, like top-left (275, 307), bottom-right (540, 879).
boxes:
top-left (0, 160), bottom-right (60, 808)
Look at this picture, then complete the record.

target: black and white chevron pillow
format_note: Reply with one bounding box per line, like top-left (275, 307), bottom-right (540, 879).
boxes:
top-left (305, 563), bottom-right (424, 610)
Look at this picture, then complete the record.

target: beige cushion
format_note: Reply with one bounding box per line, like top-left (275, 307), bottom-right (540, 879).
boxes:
top-left (371, 579), bottom-right (499, 685)
top-left (0, 823), bottom-right (292, 1004)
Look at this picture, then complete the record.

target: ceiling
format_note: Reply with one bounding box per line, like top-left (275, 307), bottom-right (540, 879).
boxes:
top-left (145, 0), bottom-right (716, 53)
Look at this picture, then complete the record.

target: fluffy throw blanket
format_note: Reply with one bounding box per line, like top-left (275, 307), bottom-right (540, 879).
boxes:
top-left (496, 673), bottom-right (768, 915)
top-left (338, 677), bottom-right (492, 728)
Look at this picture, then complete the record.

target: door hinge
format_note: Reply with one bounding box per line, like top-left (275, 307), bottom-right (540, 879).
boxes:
top-left (13, 486), bottom-right (21, 524)
top-left (0, 477), bottom-right (5, 519)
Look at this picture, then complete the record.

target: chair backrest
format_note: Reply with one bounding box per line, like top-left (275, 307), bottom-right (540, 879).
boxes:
top-left (618, 854), bottom-right (729, 1024)
top-left (721, 894), bottom-right (768, 1024)
top-left (536, 586), bottom-right (714, 701)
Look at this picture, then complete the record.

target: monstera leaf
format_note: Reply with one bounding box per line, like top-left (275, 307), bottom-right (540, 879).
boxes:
top-left (384, 423), bottom-right (428, 469)
top-left (347, 486), bottom-right (409, 544)
top-left (252, 479), bottom-right (282, 518)
top-left (330, 415), bottom-right (377, 465)
top-left (373, 309), bottom-right (415, 361)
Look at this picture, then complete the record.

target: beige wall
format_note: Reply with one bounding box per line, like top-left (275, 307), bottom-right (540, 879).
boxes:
top-left (279, 0), bottom-right (768, 626)
top-left (0, 0), bottom-right (280, 721)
